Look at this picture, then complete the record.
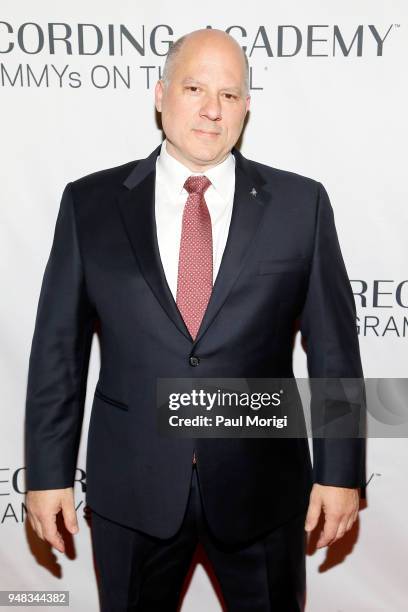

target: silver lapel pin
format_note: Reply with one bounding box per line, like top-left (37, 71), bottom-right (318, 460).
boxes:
top-left (250, 187), bottom-right (257, 197)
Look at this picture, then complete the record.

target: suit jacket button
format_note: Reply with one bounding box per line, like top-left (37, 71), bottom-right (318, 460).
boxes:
top-left (189, 356), bottom-right (200, 367)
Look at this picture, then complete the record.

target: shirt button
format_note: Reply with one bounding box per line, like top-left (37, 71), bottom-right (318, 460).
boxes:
top-left (189, 356), bottom-right (200, 367)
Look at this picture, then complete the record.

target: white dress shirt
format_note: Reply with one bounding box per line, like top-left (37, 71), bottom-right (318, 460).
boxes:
top-left (155, 138), bottom-right (236, 301)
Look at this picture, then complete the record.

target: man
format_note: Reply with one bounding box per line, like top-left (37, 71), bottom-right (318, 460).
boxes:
top-left (25, 28), bottom-right (365, 611)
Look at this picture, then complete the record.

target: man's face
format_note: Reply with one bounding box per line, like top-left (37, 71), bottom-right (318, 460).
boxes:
top-left (155, 35), bottom-right (250, 172)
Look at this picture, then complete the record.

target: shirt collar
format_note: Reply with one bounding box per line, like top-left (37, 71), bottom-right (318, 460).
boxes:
top-left (156, 138), bottom-right (235, 202)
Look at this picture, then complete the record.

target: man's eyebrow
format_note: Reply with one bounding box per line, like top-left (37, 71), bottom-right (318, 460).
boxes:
top-left (181, 78), bottom-right (242, 93)
top-left (181, 77), bottom-right (200, 85)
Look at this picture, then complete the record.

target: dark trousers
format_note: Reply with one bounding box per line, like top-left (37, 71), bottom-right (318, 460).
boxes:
top-left (90, 466), bottom-right (306, 611)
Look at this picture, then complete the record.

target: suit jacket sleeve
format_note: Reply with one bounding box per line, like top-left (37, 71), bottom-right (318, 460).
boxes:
top-left (299, 181), bottom-right (366, 489)
top-left (25, 182), bottom-right (96, 490)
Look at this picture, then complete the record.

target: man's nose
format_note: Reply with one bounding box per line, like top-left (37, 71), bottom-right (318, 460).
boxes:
top-left (199, 95), bottom-right (222, 121)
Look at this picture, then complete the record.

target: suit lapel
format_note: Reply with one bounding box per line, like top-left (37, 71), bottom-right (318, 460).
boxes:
top-left (117, 145), bottom-right (192, 341)
top-left (192, 154), bottom-right (269, 345)
top-left (117, 144), bottom-right (270, 345)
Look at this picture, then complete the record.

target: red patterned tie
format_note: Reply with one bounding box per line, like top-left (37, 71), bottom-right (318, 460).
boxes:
top-left (176, 175), bottom-right (213, 341)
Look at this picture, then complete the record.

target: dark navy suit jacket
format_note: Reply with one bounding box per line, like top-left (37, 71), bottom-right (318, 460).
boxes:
top-left (25, 144), bottom-right (365, 543)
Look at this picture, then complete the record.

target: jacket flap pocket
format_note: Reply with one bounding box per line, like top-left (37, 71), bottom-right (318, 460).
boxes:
top-left (257, 258), bottom-right (307, 275)
top-left (94, 386), bottom-right (129, 410)
top-left (258, 257), bottom-right (306, 274)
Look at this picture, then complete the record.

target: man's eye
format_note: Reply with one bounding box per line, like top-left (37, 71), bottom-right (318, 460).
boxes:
top-left (186, 86), bottom-right (200, 92)
top-left (224, 93), bottom-right (238, 101)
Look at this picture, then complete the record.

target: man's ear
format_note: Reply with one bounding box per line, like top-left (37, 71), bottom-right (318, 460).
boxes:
top-left (155, 80), bottom-right (164, 113)
top-left (245, 94), bottom-right (251, 113)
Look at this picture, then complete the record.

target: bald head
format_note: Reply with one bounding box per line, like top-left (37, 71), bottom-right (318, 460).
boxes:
top-left (162, 29), bottom-right (249, 95)
top-left (155, 27), bottom-right (250, 172)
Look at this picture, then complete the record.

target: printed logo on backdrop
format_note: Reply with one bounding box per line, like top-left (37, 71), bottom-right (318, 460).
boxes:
top-left (0, 23), bottom-right (400, 91)
top-left (351, 279), bottom-right (408, 337)
top-left (0, 467), bottom-right (86, 526)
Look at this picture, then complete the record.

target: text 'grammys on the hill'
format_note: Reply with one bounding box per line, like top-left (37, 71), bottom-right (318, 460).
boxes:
top-left (0, 23), bottom-right (398, 91)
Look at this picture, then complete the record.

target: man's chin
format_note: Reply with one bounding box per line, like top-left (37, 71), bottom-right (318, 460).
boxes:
top-left (167, 138), bottom-right (227, 170)
top-left (188, 144), bottom-right (227, 164)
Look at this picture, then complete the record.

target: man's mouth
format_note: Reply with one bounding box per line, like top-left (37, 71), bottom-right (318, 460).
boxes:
top-left (193, 129), bottom-right (221, 137)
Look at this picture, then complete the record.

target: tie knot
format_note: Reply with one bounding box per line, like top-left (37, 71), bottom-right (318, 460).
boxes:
top-left (184, 175), bottom-right (212, 195)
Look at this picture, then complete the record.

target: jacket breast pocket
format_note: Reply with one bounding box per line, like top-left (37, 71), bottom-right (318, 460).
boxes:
top-left (257, 258), bottom-right (307, 275)
top-left (94, 386), bottom-right (129, 411)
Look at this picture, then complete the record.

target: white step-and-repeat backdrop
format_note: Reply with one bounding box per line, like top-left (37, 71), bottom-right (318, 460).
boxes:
top-left (1, 1), bottom-right (407, 610)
